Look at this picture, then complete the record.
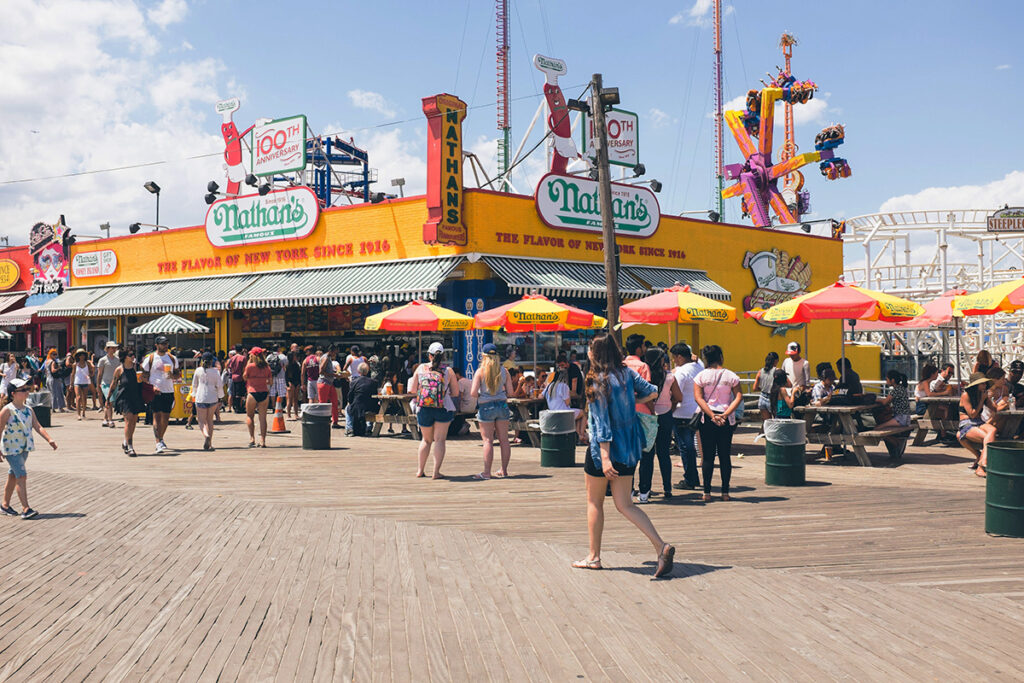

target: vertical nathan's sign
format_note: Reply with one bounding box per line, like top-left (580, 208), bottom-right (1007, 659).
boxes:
top-left (422, 94), bottom-right (468, 245)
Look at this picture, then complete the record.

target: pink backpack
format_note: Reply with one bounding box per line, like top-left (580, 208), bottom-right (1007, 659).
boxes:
top-left (417, 365), bottom-right (446, 408)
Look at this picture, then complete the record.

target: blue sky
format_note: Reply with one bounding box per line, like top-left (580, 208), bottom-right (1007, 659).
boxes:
top-left (1, 0), bottom-right (1022, 242)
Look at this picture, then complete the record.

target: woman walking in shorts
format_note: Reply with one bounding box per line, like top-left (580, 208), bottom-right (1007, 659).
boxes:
top-left (470, 343), bottom-right (515, 479)
top-left (191, 352), bottom-right (224, 451)
top-left (243, 347), bottom-right (272, 448)
top-left (71, 349), bottom-right (93, 421)
top-left (111, 349), bottom-right (144, 456)
top-left (574, 334), bottom-right (674, 577)
top-left (0, 378), bottom-right (57, 519)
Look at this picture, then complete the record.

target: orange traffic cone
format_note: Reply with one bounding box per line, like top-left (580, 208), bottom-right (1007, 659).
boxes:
top-left (270, 395), bottom-right (290, 433)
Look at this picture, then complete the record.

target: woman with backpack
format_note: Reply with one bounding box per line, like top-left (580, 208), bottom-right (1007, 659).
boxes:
top-left (411, 342), bottom-right (459, 479)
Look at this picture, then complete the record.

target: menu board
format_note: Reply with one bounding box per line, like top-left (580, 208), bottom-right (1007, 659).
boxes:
top-left (240, 305), bottom-right (372, 335)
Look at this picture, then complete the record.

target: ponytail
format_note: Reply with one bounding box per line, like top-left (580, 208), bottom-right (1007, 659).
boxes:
top-left (886, 369), bottom-right (908, 387)
top-left (763, 351), bottom-right (779, 372)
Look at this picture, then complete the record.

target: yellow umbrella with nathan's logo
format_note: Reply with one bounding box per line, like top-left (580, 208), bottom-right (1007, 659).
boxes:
top-left (364, 299), bottom-right (474, 362)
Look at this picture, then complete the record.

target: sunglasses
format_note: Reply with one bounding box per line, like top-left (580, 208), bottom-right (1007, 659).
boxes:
top-left (12, 387), bottom-right (29, 394)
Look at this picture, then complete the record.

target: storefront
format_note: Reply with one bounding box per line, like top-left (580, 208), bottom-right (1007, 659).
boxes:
top-left (35, 185), bottom-right (841, 374)
top-left (0, 244), bottom-right (53, 352)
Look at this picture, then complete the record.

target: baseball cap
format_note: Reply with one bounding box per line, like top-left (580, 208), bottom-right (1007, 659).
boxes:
top-left (105, 340), bottom-right (119, 348)
top-left (7, 378), bottom-right (28, 395)
top-left (201, 351), bottom-right (215, 363)
top-left (786, 341), bottom-right (800, 355)
top-left (482, 343), bottom-right (498, 355)
top-left (428, 342), bottom-right (445, 355)
top-left (1010, 360), bottom-right (1024, 373)
top-left (154, 335), bottom-right (169, 344)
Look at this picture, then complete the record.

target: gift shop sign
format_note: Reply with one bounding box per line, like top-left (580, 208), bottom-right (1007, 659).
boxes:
top-left (204, 186), bottom-right (320, 248)
top-left (251, 115), bottom-right (307, 177)
top-left (72, 250), bottom-right (117, 278)
top-left (582, 108), bottom-right (639, 168)
top-left (535, 173), bottom-right (660, 238)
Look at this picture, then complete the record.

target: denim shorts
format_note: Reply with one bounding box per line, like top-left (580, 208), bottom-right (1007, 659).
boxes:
top-left (196, 402), bottom-right (218, 409)
top-left (477, 400), bottom-right (510, 423)
top-left (5, 452), bottom-right (27, 478)
top-left (417, 407), bottom-right (454, 427)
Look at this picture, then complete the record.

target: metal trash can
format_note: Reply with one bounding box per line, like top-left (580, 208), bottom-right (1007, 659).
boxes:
top-left (301, 403), bottom-right (333, 450)
top-left (764, 418), bottom-right (806, 486)
top-left (27, 390), bottom-right (52, 428)
top-left (539, 409), bottom-right (576, 467)
top-left (985, 441), bottom-right (1024, 537)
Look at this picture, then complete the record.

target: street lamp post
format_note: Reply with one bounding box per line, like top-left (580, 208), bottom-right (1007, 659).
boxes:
top-left (144, 181), bottom-right (161, 226)
top-left (390, 177), bottom-right (406, 198)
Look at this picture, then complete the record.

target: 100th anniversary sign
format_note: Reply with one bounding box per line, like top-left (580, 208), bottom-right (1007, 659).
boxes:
top-left (205, 186), bottom-right (321, 248)
top-left (535, 173), bottom-right (661, 238)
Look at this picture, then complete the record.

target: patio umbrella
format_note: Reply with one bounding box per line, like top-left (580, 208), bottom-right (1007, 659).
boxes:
top-left (474, 293), bottom-right (607, 375)
top-left (363, 299), bottom-right (474, 361)
top-left (131, 313), bottom-right (211, 351)
top-left (953, 279), bottom-right (1024, 383)
top-left (760, 281), bottom-right (923, 382)
top-left (620, 283), bottom-right (736, 345)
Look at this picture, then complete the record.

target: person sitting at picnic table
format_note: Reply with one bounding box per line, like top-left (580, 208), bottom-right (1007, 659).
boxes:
top-left (915, 363), bottom-right (941, 416)
top-left (930, 362), bottom-right (956, 396)
top-left (875, 370), bottom-right (913, 462)
top-left (959, 372), bottom-right (998, 476)
top-left (782, 341), bottom-right (810, 389)
top-left (812, 367), bottom-right (836, 406)
top-left (1007, 360), bottom-right (1024, 404)
top-left (836, 357), bottom-right (863, 395)
top-left (772, 369), bottom-right (795, 418)
top-left (974, 350), bottom-right (995, 375)
top-left (347, 364), bottom-right (379, 437)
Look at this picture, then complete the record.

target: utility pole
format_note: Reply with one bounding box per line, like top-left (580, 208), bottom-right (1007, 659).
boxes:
top-left (591, 73), bottom-right (621, 341)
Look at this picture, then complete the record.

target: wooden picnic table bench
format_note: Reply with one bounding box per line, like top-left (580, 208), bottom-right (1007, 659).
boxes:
top-left (370, 393), bottom-right (420, 439)
top-left (507, 397), bottom-right (544, 447)
top-left (794, 403), bottom-right (912, 467)
top-left (913, 396), bottom-right (959, 445)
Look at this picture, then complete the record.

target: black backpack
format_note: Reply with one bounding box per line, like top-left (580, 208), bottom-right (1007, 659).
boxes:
top-left (267, 353), bottom-right (282, 375)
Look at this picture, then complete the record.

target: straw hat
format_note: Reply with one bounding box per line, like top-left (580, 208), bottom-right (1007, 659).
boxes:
top-left (965, 372), bottom-right (991, 389)
top-left (73, 348), bottom-right (88, 359)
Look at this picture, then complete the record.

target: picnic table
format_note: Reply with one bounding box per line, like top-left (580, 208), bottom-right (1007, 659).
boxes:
top-left (508, 397), bottom-right (544, 447)
top-left (370, 393), bottom-right (420, 439)
top-left (913, 396), bottom-right (959, 445)
top-left (793, 403), bottom-right (913, 467)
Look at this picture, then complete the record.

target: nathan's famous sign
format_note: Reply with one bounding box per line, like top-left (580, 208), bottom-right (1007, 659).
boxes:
top-left (422, 94), bottom-right (468, 246)
top-left (205, 186), bottom-right (320, 248)
top-left (535, 173), bottom-right (661, 238)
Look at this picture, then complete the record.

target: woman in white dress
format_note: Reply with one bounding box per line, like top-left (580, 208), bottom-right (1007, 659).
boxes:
top-left (543, 367), bottom-right (587, 443)
top-left (0, 354), bottom-right (18, 405)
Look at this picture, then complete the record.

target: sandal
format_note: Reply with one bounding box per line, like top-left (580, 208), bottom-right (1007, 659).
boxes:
top-left (572, 558), bottom-right (603, 570)
top-left (654, 544), bottom-right (675, 578)
top-left (702, 494), bottom-right (712, 502)
top-left (493, 471), bottom-right (508, 479)
top-left (472, 472), bottom-right (491, 480)
top-left (721, 494), bottom-right (732, 501)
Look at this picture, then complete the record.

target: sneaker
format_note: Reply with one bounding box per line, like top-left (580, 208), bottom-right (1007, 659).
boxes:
top-left (673, 480), bottom-right (697, 491)
top-left (155, 441), bottom-right (166, 453)
top-left (1, 504), bottom-right (18, 516)
top-left (635, 491), bottom-right (650, 504)
top-left (122, 441), bottom-right (129, 454)
top-left (20, 508), bottom-right (37, 519)
top-left (127, 444), bottom-right (137, 457)
top-left (331, 424), bottom-right (343, 430)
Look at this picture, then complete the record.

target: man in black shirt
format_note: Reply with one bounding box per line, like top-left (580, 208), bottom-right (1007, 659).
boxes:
top-left (557, 353), bottom-right (585, 408)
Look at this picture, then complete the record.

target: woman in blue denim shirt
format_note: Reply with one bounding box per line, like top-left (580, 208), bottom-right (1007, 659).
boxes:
top-left (573, 334), bottom-right (675, 578)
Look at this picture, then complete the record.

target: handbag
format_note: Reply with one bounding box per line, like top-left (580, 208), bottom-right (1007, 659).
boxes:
top-left (637, 412), bottom-right (658, 451)
top-left (140, 381), bottom-right (155, 404)
top-left (683, 411), bottom-right (703, 430)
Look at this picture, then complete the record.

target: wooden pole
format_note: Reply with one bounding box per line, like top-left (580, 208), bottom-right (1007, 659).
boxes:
top-left (592, 73), bottom-right (621, 344)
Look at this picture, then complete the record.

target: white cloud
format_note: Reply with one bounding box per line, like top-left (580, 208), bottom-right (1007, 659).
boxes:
top-left (0, 1), bottom-right (232, 239)
top-left (721, 92), bottom-right (830, 127)
top-left (879, 171), bottom-right (1024, 213)
top-left (996, 64), bottom-right (1011, 70)
top-left (669, 0), bottom-right (731, 26)
top-left (648, 108), bottom-right (673, 127)
top-left (347, 89), bottom-right (396, 118)
top-left (147, 0), bottom-right (187, 28)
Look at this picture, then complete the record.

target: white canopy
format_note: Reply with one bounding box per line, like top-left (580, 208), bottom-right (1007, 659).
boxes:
top-left (131, 313), bottom-right (210, 336)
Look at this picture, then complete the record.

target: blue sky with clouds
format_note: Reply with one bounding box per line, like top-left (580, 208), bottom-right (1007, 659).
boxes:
top-left (1, 0), bottom-right (1021, 242)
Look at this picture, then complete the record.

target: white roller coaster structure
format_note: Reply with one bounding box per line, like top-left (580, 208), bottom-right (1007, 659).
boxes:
top-left (842, 209), bottom-right (1024, 373)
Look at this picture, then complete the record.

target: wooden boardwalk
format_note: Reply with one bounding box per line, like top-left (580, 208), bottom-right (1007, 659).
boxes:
top-left (0, 412), bottom-right (1021, 680)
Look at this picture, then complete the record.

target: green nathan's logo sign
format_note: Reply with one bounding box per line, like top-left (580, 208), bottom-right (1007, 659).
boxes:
top-left (534, 173), bottom-right (660, 238)
top-left (205, 186), bottom-right (320, 248)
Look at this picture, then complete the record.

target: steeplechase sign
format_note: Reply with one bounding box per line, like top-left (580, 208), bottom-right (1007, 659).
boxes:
top-left (534, 173), bottom-right (661, 238)
top-left (204, 186), bottom-right (320, 248)
top-left (987, 207), bottom-right (1024, 233)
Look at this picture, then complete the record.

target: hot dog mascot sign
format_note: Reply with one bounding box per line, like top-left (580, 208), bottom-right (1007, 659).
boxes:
top-left (743, 248), bottom-right (811, 333)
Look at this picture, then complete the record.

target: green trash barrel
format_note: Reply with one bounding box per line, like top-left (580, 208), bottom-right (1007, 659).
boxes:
top-left (301, 403), bottom-right (333, 450)
top-left (985, 441), bottom-right (1024, 537)
top-left (540, 432), bottom-right (576, 467)
top-left (764, 418), bottom-right (806, 486)
top-left (539, 410), bottom-right (576, 467)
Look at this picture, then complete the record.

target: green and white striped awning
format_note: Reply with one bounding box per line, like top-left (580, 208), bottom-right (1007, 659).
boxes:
top-left (36, 285), bottom-right (115, 317)
top-left (482, 255), bottom-right (649, 299)
top-left (131, 313), bottom-right (211, 336)
top-left (623, 265), bottom-right (732, 301)
top-left (230, 257), bottom-right (463, 309)
top-left (0, 330), bottom-right (12, 339)
top-left (84, 274), bottom-right (261, 316)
